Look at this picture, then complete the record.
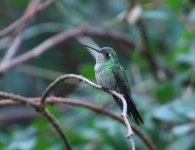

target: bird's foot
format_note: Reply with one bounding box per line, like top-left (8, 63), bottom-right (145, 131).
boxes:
top-left (102, 87), bottom-right (109, 92)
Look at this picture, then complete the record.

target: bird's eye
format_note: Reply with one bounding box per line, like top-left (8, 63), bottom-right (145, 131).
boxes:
top-left (105, 52), bottom-right (111, 59)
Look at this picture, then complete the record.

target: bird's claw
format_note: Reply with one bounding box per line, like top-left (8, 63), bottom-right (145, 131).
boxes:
top-left (102, 87), bottom-right (109, 92)
top-left (126, 132), bottom-right (134, 138)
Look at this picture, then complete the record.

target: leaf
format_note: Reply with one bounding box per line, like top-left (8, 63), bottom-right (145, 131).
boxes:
top-left (167, 134), bottom-right (195, 150)
top-left (176, 53), bottom-right (195, 66)
top-left (79, 63), bottom-right (95, 81)
top-left (154, 97), bottom-right (195, 123)
top-left (131, 51), bottom-right (149, 69)
top-left (166, 0), bottom-right (183, 11)
top-left (154, 101), bottom-right (186, 123)
top-left (154, 81), bottom-right (175, 103)
top-left (172, 123), bottom-right (194, 136)
top-left (172, 97), bottom-right (195, 120)
top-left (143, 10), bottom-right (171, 20)
top-left (7, 126), bottom-right (37, 150)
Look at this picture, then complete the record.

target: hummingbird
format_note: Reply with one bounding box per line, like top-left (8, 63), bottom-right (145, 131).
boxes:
top-left (84, 45), bottom-right (143, 125)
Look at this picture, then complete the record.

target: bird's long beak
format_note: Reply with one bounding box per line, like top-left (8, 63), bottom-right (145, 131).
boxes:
top-left (83, 45), bottom-right (101, 53)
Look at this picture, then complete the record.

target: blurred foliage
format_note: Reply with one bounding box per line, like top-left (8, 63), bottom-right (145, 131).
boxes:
top-left (0, 0), bottom-right (195, 150)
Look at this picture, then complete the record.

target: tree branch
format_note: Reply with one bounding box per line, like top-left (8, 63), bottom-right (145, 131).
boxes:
top-left (0, 0), bottom-right (40, 70)
top-left (0, 0), bottom-right (56, 38)
top-left (126, 0), bottom-right (167, 81)
top-left (0, 26), bottom-right (154, 75)
top-left (40, 74), bottom-right (137, 148)
top-left (0, 92), bottom-right (72, 150)
top-left (0, 33), bottom-right (23, 70)
top-left (37, 107), bottom-right (72, 150)
top-left (0, 0), bottom-right (56, 74)
top-left (0, 97), bottom-right (156, 150)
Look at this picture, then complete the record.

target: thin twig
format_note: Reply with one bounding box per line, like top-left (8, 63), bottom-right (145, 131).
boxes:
top-left (0, 0), bottom-right (39, 38)
top-left (0, 28), bottom-right (83, 73)
top-left (0, 92), bottom-right (72, 150)
top-left (0, 0), bottom-right (40, 70)
top-left (0, 27), bottom-right (149, 74)
top-left (0, 33), bottom-right (23, 69)
top-left (0, 0), bottom-right (56, 38)
top-left (40, 74), bottom-right (101, 106)
top-left (131, 137), bottom-right (136, 150)
top-left (0, 0), bottom-right (167, 80)
top-left (126, 0), bottom-right (165, 81)
top-left (137, 20), bottom-right (160, 80)
top-left (0, 0), bottom-right (56, 72)
top-left (40, 74), bottom-right (136, 148)
top-left (37, 107), bottom-right (72, 150)
top-left (0, 97), bottom-right (156, 150)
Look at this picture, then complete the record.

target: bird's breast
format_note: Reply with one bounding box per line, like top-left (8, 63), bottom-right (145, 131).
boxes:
top-left (94, 63), bottom-right (103, 73)
top-left (94, 63), bottom-right (115, 89)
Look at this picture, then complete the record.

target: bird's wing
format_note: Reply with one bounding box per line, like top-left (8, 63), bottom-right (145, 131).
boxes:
top-left (112, 65), bottom-right (144, 125)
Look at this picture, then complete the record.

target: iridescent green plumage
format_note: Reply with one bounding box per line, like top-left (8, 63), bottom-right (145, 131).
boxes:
top-left (84, 45), bottom-right (143, 125)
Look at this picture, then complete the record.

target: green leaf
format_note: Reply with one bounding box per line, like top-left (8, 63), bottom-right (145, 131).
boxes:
top-left (176, 53), bottom-right (195, 66)
top-left (166, 0), bottom-right (183, 11)
top-left (154, 97), bottom-right (195, 123)
top-left (131, 51), bottom-right (149, 69)
top-left (172, 123), bottom-right (194, 136)
top-left (79, 63), bottom-right (95, 81)
top-left (172, 97), bottom-right (195, 120)
top-left (154, 101), bottom-right (186, 123)
top-left (167, 134), bottom-right (195, 150)
top-left (154, 81), bottom-right (175, 103)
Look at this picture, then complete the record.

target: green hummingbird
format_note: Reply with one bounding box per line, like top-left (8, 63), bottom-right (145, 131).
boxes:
top-left (84, 45), bottom-right (143, 125)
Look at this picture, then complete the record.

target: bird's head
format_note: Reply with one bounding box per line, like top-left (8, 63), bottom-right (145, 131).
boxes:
top-left (83, 45), bottom-right (118, 63)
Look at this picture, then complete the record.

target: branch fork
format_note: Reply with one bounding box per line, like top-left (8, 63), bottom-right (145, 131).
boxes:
top-left (40, 74), bottom-right (136, 148)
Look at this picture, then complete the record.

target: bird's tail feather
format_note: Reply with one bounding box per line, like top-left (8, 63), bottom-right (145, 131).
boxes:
top-left (112, 95), bottom-right (143, 125)
top-left (112, 69), bottom-right (144, 125)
